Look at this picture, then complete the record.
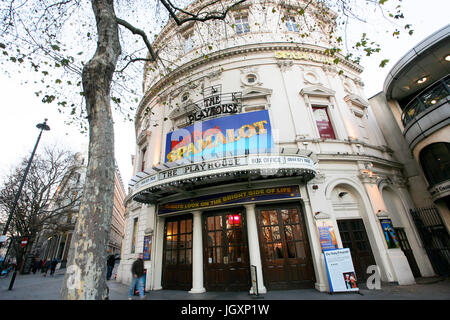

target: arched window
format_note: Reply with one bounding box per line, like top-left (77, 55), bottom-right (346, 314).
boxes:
top-left (419, 142), bottom-right (450, 186)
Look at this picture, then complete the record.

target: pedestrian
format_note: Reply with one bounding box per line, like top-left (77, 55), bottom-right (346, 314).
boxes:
top-left (128, 253), bottom-right (145, 300)
top-left (32, 257), bottom-right (40, 274)
top-left (42, 259), bottom-right (51, 277)
top-left (106, 252), bottom-right (115, 280)
top-left (49, 257), bottom-right (58, 276)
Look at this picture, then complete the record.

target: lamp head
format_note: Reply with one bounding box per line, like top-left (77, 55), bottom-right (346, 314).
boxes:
top-left (36, 119), bottom-right (50, 131)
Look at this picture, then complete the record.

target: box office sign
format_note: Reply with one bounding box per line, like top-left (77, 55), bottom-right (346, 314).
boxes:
top-left (324, 248), bottom-right (359, 293)
top-left (158, 186), bottom-right (301, 215)
top-left (165, 110), bottom-right (273, 163)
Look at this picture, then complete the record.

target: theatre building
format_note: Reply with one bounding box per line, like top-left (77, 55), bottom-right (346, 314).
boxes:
top-left (117, 0), bottom-right (435, 293)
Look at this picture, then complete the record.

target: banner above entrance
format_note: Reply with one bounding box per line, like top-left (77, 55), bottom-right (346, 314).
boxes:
top-left (158, 185), bottom-right (301, 215)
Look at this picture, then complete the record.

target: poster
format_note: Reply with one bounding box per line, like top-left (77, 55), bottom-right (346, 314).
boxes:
top-left (165, 110), bottom-right (273, 163)
top-left (317, 220), bottom-right (338, 252)
top-left (380, 219), bottom-right (400, 249)
top-left (324, 248), bottom-right (359, 293)
top-left (143, 235), bottom-right (152, 261)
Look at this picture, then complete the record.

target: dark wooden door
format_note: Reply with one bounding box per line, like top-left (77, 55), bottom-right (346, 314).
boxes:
top-left (337, 219), bottom-right (376, 281)
top-left (256, 204), bottom-right (315, 290)
top-left (395, 228), bottom-right (421, 278)
top-left (162, 215), bottom-right (192, 290)
top-left (204, 209), bottom-right (251, 291)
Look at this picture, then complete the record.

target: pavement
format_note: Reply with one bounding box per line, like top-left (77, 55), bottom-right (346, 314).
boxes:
top-left (0, 265), bottom-right (449, 300)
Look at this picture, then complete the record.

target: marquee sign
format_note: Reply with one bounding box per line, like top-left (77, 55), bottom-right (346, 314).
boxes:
top-left (158, 186), bottom-right (301, 215)
top-left (165, 110), bottom-right (274, 163)
top-left (132, 154), bottom-right (315, 193)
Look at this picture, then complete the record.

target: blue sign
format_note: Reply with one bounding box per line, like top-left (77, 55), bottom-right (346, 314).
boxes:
top-left (165, 110), bottom-right (273, 163)
top-left (158, 186), bottom-right (300, 215)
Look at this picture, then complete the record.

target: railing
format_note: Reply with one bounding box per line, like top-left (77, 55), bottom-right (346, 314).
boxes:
top-left (401, 74), bottom-right (450, 127)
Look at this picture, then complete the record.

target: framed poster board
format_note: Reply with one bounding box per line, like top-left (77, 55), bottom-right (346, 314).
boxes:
top-left (324, 248), bottom-right (359, 293)
top-left (317, 220), bottom-right (338, 252)
top-left (380, 219), bottom-right (400, 249)
top-left (143, 235), bottom-right (152, 261)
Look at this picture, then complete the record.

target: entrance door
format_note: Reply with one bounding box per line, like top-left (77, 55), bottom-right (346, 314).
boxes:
top-left (256, 204), bottom-right (315, 290)
top-left (162, 215), bottom-right (192, 290)
top-left (337, 219), bottom-right (376, 281)
top-left (204, 209), bottom-right (251, 291)
top-left (395, 228), bottom-right (421, 278)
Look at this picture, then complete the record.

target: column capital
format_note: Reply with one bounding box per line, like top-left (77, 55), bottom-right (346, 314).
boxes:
top-left (243, 203), bottom-right (256, 211)
top-left (192, 210), bottom-right (202, 216)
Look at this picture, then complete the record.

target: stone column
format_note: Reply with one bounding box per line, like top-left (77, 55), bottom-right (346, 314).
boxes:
top-left (244, 203), bottom-right (267, 294)
top-left (189, 210), bottom-right (206, 293)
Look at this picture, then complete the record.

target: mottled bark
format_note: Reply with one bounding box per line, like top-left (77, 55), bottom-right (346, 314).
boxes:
top-left (60, 0), bottom-right (121, 300)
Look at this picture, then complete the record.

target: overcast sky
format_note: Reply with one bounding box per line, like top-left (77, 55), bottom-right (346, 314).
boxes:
top-left (0, 0), bottom-right (448, 193)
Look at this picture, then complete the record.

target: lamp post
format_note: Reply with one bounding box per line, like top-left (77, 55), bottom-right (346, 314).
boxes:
top-left (1, 119), bottom-right (50, 290)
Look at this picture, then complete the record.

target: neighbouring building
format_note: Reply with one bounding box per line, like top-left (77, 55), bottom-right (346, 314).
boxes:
top-left (118, 0), bottom-right (436, 293)
top-left (37, 151), bottom-right (126, 267)
top-left (369, 24), bottom-right (450, 276)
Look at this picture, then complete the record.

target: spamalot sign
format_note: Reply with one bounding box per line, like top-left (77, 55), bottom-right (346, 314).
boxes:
top-left (274, 51), bottom-right (334, 64)
top-left (165, 110), bottom-right (273, 163)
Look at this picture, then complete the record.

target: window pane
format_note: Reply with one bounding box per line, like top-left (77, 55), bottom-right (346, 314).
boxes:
top-left (261, 211), bottom-right (270, 226)
top-left (281, 209), bottom-right (289, 224)
top-left (272, 226), bottom-right (281, 241)
top-left (269, 210), bottom-right (278, 225)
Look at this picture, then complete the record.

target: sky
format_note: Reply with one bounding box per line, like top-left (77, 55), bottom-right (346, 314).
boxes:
top-left (0, 0), bottom-right (448, 194)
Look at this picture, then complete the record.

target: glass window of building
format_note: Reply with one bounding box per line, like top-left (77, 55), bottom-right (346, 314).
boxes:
top-left (312, 106), bottom-right (336, 139)
top-left (140, 147), bottom-right (146, 172)
top-left (235, 14), bottom-right (250, 34)
top-left (355, 114), bottom-right (369, 142)
top-left (183, 32), bottom-right (194, 53)
top-left (419, 142), bottom-right (450, 186)
top-left (131, 217), bottom-right (139, 253)
top-left (285, 16), bottom-right (299, 32)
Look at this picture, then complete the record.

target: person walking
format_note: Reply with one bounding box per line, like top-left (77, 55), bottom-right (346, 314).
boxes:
top-left (106, 253), bottom-right (115, 280)
top-left (128, 253), bottom-right (145, 300)
top-left (49, 257), bottom-right (58, 276)
top-left (32, 257), bottom-right (40, 274)
top-left (41, 259), bottom-right (51, 277)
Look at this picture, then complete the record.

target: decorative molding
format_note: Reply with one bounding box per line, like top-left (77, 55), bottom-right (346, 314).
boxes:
top-left (300, 84), bottom-right (335, 98)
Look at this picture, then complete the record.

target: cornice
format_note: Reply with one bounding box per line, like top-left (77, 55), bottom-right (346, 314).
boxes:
top-left (136, 42), bottom-right (363, 127)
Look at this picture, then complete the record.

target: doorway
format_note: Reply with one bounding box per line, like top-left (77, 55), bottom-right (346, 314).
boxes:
top-left (256, 204), bottom-right (315, 290)
top-left (162, 215), bottom-right (193, 290)
top-left (337, 219), bottom-right (376, 281)
top-left (203, 209), bottom-right (251, 291)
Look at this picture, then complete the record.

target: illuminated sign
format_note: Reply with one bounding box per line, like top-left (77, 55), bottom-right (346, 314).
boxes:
top-left (165, 110), bottom-right (273, 163)
top-left (158, 186), bottom-right (301, 215)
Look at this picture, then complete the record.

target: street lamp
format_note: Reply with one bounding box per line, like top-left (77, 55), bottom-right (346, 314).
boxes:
top-left (1, 119), bottom-right (50, 290)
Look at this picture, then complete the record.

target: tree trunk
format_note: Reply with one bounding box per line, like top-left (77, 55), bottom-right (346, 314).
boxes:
top-left (60, 0), bottom-right (121, 300)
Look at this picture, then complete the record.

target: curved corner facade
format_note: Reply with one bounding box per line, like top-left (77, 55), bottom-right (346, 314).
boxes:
top-left (117, 0), bottom-right (435, 293)
top-left (370, 24), bottom-right (450, 276)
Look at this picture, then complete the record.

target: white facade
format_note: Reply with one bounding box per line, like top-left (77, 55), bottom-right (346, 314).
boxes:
top-left (118, 0), bottom-right (434, 292)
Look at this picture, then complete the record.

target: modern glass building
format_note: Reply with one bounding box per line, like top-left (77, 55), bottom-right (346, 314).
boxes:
top-left (370, 24), bottom-right (450, 276)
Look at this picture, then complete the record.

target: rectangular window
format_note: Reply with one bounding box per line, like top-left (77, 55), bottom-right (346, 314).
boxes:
top-left (355, 115), bottom-right (369, 141)
top-left (235, 14), bottom-right (250, 34)
top-left (140, 147), bottom-right (147, 172)
top-left (285, 16), bottom-right (299, 32)
top-left (183, 33), bottom-right (194, 53)
top-left (312, 106), bottom-right (336, 139)
top-left (131, 217), bottom-right (139, 253)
